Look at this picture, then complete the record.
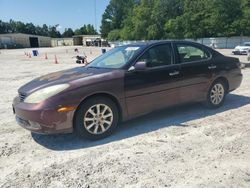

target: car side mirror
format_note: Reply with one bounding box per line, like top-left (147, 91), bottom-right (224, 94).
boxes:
top-left (133, 61), bottom-right (147, 71)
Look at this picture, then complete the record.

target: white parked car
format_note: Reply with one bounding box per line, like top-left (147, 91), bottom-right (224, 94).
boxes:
top-left (232, 42), bottom-right (250, 55)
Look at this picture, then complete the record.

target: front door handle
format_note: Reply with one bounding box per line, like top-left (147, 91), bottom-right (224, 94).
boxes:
top-left (208, 65), bottom-right (217, 70)
top-left (169, 71), bottom-right (180, 76)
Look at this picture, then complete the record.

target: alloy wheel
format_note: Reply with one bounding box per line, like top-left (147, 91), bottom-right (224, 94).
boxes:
top-left (210, 83), bottom-right (225, 105)
top-left (83, 104), bottom-right (113, 135)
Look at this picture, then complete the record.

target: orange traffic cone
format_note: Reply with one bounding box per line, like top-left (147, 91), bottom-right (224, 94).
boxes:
top-left (45, 53), bottom-right (48, 60)
top-left (54, 55), bottom-right (58, 64)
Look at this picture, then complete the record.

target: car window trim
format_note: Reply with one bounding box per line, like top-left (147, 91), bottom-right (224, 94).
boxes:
top-left (144, 63), bottom-right (180, 71)
top-left (174, 42), bottom-right (212, 65)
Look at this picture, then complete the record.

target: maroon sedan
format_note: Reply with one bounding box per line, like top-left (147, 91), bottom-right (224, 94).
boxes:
top-left (13, 41), bottom-right (242, 140)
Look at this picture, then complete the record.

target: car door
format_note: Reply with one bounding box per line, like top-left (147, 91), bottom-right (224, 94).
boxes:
top-left (174, 42), bottom-right (215, 103)
top-left (124, 43), bottom-right (182, 117)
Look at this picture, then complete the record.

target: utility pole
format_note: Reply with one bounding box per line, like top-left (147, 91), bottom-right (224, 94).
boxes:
top-left (94, 0), bottom-right (97, 32)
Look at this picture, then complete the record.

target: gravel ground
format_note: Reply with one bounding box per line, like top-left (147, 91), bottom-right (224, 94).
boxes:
top-left (0, 46), bottom-right (249, 188)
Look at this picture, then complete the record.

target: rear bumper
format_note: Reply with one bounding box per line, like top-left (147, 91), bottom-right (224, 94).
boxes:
top-left (12, 96), bottom-right (74, 134)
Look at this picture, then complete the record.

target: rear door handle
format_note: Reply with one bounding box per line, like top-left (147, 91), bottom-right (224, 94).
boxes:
top-left (208, 65), bottom-right (217, 70)
top-left (169, 71), bottom-right (180, 76)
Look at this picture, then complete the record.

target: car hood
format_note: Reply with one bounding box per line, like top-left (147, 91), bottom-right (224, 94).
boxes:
top-left (234, 46), bottom-right (250, 50)
top-left (18, 67), bottom-right (115, 94)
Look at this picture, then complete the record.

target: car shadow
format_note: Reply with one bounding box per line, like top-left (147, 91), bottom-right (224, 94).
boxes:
top-left (32, 93), bottom-right (250, 151)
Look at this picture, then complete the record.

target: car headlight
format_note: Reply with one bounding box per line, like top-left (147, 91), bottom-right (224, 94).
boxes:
top-left (24, 84), bottom-right (70, 103)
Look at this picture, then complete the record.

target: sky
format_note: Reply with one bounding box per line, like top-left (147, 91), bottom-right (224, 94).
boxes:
top-left (0, 0), bottom-right (110, 32)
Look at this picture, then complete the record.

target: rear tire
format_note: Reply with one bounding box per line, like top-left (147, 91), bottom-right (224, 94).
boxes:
top-left (206, 80), bottom-right (226, 108)
top-left (74, 97), bottom-right (119, 140)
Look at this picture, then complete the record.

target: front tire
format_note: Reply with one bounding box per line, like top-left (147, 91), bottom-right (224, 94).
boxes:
top-left (206, 80), bottom-right (226, 108)
top-left (74, 97), bottom-right (119, 140)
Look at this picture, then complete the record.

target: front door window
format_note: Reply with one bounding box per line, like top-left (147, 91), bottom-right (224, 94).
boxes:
top-left (138, 44), bottom-right (173, 68)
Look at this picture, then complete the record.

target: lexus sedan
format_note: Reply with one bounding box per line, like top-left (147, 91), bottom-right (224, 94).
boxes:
top-left (13, 41), bottom-right (242, 140)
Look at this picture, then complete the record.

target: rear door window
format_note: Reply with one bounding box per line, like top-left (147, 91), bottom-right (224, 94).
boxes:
top-left (177, 44), bottom-right (210, 63)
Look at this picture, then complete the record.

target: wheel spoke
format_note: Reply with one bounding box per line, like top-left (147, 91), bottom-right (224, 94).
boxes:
top-left (96, 104), bottom-right (101, 115)
top-left (94, 124), bottom-right (99, 134)
top-left (104, 120), bottom-right (112, 125)
top-left (212, 97), bottom-right (216, 104)
top-left (215, 84), bottom-right (219, 91)
top-left (103, 113), bottom-right (112, 119)
top-left (85, 117), bottom-right (94, 122)
top-left (86, 122), bottom-right (95, 130)
top-left (218, 95), bottom-right (222, 101)
top-left (101, 106), bottom-right (108, 114)
top-left (88, 109), bottom-right (96, 116)
top-left (100, 124), bottom-right (106, 132)
top-left (215, 97), bottom-right (218, 104)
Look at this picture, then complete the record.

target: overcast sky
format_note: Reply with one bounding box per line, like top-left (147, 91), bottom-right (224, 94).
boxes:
top-left (0, 0), bottom-right (110, 32)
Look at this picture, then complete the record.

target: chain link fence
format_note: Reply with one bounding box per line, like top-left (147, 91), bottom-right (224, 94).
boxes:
top-left (109, 36), bottom-right (250, 49)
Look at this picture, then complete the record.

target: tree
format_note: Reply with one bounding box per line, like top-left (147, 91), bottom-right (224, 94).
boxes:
top-left (107, 29), bottom-right (121, 41)
top-left (25, 23), bottom-right (36, 35)
top-left (41, 24), bottom-right (49, 36)
top-left (100, 0), bottom-right (137, 38)
top-left (74, 24), bottom-right (97, 35)
top-left (240, 0), bottom-right (250, 36)
top-left (212, 0), bottom-right (243, 36)
top-left (48, 25), bottom-right (61, 38)
top-left (0, 20), bottom-right (98, 38)
top-left (152, 0), bottom-right (184, 39)
top-left (86, 24), bottom-right (97, 34)
top-left (62, 28), bottom-right (74, 37)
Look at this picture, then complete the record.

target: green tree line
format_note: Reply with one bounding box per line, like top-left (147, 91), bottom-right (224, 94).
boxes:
top-left (100, 0), bottom-right (250, 41)
top-left (0, 19), bottom-right (97, 38)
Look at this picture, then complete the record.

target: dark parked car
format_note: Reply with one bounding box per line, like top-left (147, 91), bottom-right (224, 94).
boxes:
top-left (13, 41), bottom-right (242, 140)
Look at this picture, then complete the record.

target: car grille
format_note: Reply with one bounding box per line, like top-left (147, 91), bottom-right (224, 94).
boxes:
top-left (19, 92), bottom-right (27, 102)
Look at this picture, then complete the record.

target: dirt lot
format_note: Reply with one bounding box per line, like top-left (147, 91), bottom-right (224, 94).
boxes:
top-left (0, 46), bottom-right (250, 188)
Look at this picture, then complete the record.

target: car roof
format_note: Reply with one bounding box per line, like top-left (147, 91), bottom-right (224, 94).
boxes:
top-left (119, 40), bottom-right (223, 57)
top-left (122, 40), bottom-right (204, 48)
top-left (121, 40), bottom-right (222, 69)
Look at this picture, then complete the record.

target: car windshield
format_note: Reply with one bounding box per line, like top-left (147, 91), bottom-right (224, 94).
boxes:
top-left (243, 43), bottom-right (250, 46)
top-left (86, 46), bottom-right (142, 69)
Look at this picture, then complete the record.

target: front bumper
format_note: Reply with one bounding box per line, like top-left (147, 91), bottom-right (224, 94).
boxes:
top-left (12, 96), bottom-right (75, 134)
top-left (232, 50), bottom-right (248, 55)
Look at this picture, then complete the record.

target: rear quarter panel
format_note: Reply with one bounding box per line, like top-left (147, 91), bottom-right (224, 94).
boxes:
top-left (212, 55), bottom-right (242, 92)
